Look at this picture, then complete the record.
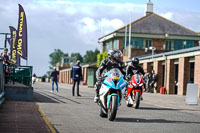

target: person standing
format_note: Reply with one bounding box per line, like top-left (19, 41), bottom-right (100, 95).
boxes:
top-left (1, 48), bottom-right (11, 84)
top-left (32, 73), bottom-right (37, 84)
top-left (71, 60), bottom-right (82, 96)
top-left (1, 48), bottom-right (10, 65)
top-left (149, 70), bottom-right (158, 92)
top-left (50, 67), bottom-right (59, 92)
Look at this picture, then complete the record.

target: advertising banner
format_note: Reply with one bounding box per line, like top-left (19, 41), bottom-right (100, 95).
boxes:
top-left (16, 4), bottom-right (27, 60)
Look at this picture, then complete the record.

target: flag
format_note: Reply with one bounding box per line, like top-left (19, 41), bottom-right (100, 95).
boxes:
top-left (9, 26), bottom-right (20, 65)
top-left (16, 4), bottom-right (27, 60)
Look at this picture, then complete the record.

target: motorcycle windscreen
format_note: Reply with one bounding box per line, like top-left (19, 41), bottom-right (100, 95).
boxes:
top-left (134, 74), bottom-right (141, 84)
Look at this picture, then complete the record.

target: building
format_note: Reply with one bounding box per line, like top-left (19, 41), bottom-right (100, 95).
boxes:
top-left (98, 1), bottom-right (200, 97)
top-left (98, 1), bottom-right (200, 61)
top-left (140, 46), bottom-right (200, 97)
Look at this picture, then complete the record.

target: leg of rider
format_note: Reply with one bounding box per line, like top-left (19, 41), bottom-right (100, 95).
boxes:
top-left (126, 86), bottom-right (133, 98)
top-left (95, 80), bottom-right (101, 97)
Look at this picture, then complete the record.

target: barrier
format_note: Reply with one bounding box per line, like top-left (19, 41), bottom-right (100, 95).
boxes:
top-left (5, 65), bottom-right (32, 87)
top-left (160, 87), bottom-right (165, 94)
top-left (0, 59), bottom-right (5, 106)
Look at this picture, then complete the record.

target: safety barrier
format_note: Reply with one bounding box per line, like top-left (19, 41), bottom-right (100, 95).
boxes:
top-left (5, 65), bottom-right (32, 87)
top-left (0, 59), bottom-right (5, 106)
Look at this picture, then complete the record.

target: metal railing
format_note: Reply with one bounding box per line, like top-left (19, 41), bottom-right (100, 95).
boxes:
top-left (5, 65), bottom-right (33, 87)
top-left (0, 59), bottom-right (5, 106)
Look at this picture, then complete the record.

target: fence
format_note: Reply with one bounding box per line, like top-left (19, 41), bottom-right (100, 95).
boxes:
top-left (0, 59), bottom-right (5, 106)
top-left (5, 65), bottom-right (33, 87)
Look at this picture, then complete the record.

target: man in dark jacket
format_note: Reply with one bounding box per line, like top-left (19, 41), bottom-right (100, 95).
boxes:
top-left (126, 57), bottom-right (145, 79)
top-left (94, 49), bottom-right (125, 103)
top-left (71, 60), bottom-right (82, 96)
top-left (50, 67), bottom-right (59, 92)
top-left (149, 70), bottom-right (158, 92)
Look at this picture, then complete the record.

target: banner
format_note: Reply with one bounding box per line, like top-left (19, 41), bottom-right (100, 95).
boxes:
top-left (9, 26), bottom-right (20, 65)
top-left (16, 4), bottom-right (27, 60)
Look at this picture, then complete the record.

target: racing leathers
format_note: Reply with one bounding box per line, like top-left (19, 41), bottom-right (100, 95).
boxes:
top-left (95, 58), bottom-right (126, 99)
top-left (126, 65), bottom-right (145, 80)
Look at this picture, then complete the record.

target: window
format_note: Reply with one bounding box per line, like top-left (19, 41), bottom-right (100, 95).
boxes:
top-left (174, 40), bottom-right (194, 50)
top-left (145, 39), bottom-right (152, 48)
top-left (165, 40), bottom-right (174, 50)
top-left (132, 38), bottom-right (144, 49)
top-left (105, 40), bottom-right (112, 51)
top-left (174, 40), bottom-right (183, 50)
top-left (184, 40), bottom-right (194, 48)
top-left (113, 39), bottom-right (118, 49)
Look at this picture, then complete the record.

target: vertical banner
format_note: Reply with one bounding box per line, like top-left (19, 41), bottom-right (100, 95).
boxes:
top-left (9, 26), bottom-right (20, 65)
top-left (16, 4), bottom-right (27, 60)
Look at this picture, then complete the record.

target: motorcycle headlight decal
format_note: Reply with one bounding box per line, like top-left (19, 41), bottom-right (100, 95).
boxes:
top-left (112, 77), bottom-right (119, 80)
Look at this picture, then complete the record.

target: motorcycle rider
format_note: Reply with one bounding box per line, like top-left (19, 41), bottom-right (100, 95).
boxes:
top-left (125, 57), bottom-right (145, 99)
top-left (94, 49), bottom-right (126, 103)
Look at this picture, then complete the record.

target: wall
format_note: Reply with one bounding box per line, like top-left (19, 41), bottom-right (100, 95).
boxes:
top-left (178, 57), bottom-right (189, 95)
top-left (153, 39), bottom-right (165, 50)
top-left (194, 55), bottom-right (200, 97)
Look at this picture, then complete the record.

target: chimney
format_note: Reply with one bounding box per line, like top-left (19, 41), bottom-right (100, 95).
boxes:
top-left (146, 0), bottom-right (153, 16)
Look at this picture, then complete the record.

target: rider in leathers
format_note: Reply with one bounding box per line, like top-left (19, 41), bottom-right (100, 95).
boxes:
top-left (125, 57), bottom-right (145, 99)
top-left (126, 57), bottom-right (145, 79)
top-left (94, 49), bottom-right (126, 103)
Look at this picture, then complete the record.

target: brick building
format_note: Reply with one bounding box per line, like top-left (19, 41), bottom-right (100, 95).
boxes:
top-left (140, 46), bottom-right (200, 97)
top-left (98, 1), bottom-right (200, 97)
top-left (99, 1), bottom-right (200, 61)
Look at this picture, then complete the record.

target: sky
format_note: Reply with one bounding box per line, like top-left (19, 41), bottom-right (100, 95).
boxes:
top-left (0, 0), bottom-right (200, 76)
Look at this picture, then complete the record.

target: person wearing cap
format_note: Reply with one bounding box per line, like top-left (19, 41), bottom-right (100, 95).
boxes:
top-left (71, 60), bottom-right (82, 96)
top-left (50, 67), bottom-right (59, 92)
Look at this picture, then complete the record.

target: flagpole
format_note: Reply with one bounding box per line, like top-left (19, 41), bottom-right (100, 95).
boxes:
top-left (128, 13), bottom-right (131, 59)
top-left (125, 25), bottom-right (127, 55)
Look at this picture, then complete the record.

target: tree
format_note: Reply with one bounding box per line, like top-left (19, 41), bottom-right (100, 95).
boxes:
top-left (71, 53), bottom-right (83, 62)
top-left (49, 49), bottom-right (64, 68)
top-left (97, 51), bottom-right (108, 67)
top-left (84, 48), bottom-right (100, 64)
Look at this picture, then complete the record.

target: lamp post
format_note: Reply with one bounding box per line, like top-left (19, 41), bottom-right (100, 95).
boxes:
top-left (145, 46), bottom-right (156, 60)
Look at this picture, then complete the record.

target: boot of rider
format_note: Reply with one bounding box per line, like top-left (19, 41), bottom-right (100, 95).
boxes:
top-left (94, 87), bottom-right (100, 103)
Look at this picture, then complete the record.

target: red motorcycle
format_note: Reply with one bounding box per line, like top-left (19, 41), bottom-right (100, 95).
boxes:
top-left (125, 74), bottom-right (144, 109)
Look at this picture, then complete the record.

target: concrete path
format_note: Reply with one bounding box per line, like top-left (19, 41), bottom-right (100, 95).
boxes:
top-left (34, 82), bottom-right (200, 133)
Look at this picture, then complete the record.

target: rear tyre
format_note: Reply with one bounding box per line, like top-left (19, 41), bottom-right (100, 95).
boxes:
top-left (108, 95), bottom-right (118, 121)
top-left (134, 91), bottom-right (140, 109)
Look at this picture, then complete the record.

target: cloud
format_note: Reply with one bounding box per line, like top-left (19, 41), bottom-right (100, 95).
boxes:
top-left (80, 17), bottom-right (97, 32)
top-left (0, 0), bottom-right (199, 76)
top-left (160, 12), bottom-right (173, 20)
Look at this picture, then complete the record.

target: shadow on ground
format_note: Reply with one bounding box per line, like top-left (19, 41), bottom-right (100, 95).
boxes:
top-left (115, 117), bottom-right (200, 124)
top-left (139, 107), bottom-right (179, 111)
top-left (34, 92), bottom-right (59, 103)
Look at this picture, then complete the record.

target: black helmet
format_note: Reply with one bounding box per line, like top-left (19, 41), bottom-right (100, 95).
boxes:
top-left (108, 49), bottom-right (123, 63)
top-left (131, 57), bottom-right (139, 66)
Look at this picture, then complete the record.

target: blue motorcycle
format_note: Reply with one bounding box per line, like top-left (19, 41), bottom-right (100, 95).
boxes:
top-left (98, 68), bottom-right (127, 121)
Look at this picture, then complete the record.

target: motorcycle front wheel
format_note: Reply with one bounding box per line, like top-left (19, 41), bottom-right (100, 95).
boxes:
top-left (108, 95), bottom-right (118, 121)
top-left (134, 91), bottom-right (140, 109)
